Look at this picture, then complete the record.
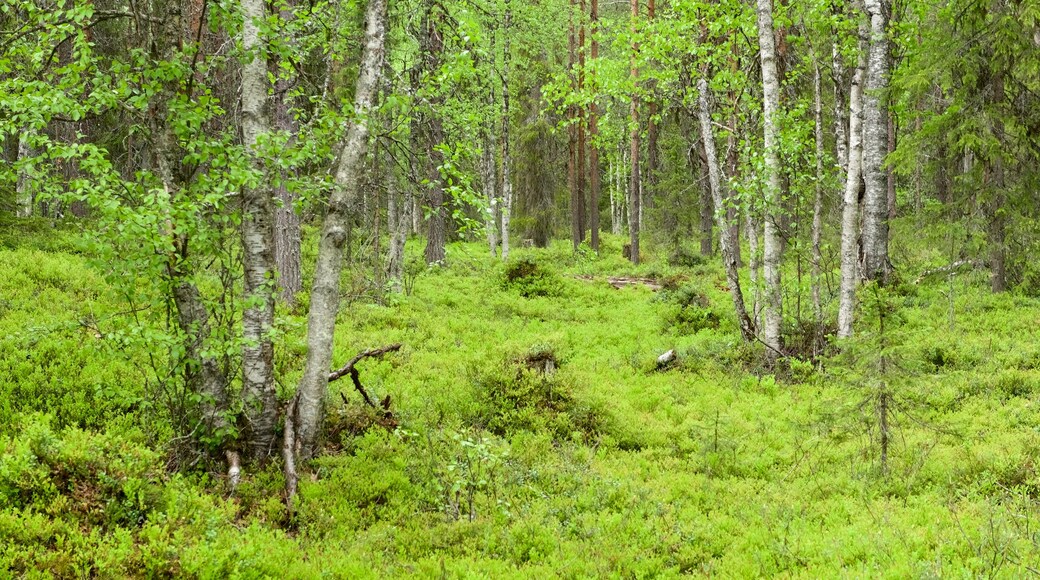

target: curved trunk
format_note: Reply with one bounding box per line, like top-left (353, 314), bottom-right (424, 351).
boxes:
top-left (698, 78), bottom-right (755, 343)
top-left (293, 0), bottom-right (388, 459)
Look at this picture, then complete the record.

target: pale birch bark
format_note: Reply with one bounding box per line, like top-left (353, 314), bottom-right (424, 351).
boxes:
top-left (239, 0), bottom-right (278, 458)
top-left (481, 23), bottom-right (499, 258)
top-left (698, 78), bottom-right (756, 343)
top-left (837, 10), bottom-right (869, 338)
top-left (16, 132), bottom-right (34, 218)
top-left (832, 41), bottom-right (849, 181)
top-left (480, 139), bottom-right (498, 257)
top-left (755, 0), bottom-right (783, 357)
top-left (588, 0), bottom-right (601, 253)
top-left (386, 170), bottom-right (407, 292)
top-left (628, 0), bottom-right (641, 264)
top-left (293, 0), bottom-right (388, 459)
top-left (860, 0), bottom-right (890, 282)
top-left (501, 1), bottom-right (514, 261)
top-left (811, 60), bottom-right (825, 328)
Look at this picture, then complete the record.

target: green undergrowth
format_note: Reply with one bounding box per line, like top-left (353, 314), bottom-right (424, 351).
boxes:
top-left (6, 224), bottom-right (1040, 576)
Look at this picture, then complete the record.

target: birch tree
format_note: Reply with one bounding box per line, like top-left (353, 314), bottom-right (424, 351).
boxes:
top-left (698, 78), bottom-right (756, 343)
top-left (239, 0), bottom-right (278, 459)
top-left (860, 0), bottom-right (891, 282)
top-left (755, 0), bottom-right (783, 357)
top-left (290, 0), bottom-right (388, 460)
top-left (837, 6), bottom-right (869, 338)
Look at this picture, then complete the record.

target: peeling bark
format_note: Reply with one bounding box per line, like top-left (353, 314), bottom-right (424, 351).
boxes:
top-left (860, 0), bottom-right (891, 283)
top-left (239, 0), bottom-right (278, 459)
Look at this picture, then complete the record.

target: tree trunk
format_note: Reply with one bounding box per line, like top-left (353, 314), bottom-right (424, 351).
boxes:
top-left (577, 0), bottom-right (587, 244)
top-left (860, 0), bottom-right (891, 283)
top-left (481, 133), bottom-right (498, 257)
top-left (837, 10), bottom-right (869, 338)
top-left (628, 0), bottom-right (640, 265)
top-left (811, 59), bottom-right (825, 331)
top-left (386, 167), bottom-right (407, 292)
top-left (755, 0), bottom-right (784, 358)
top-left (644, 0), bottom-right (658, 214)
top-left (501, 1), bottom-right (514, 261)
top-left (698, 78), bottom-right (756, 343)
top-left (832, 39), bottom-right (849, 181)
top-left (422, 3), bottom-right (447, 265)
top-left (16, 131), bottom-right (34, 218)
top-left (239, 0), bottom-right (278, 459)
top-left (588, 0), bottom-right (600, 253)
top-left (273, 7), bottom-right (302, 306)
top-left (292, 0), bottom-right (388, 459)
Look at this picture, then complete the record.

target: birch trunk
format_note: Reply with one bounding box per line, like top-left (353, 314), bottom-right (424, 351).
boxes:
top-left (16, 132), bottom-right (34, 218)
top-left (292, 0), bottom-right (388, 459)
top-left (811, 60), bottom-right (825, 329)
top-left (239, 0), bottom-right (278, 459)
top-left (832, 39), bottom-right (849, 181)
top-left (837, 9), bottom-right (869, 338)
top-left (755, 0), bottom-right (784, 357)
top-left (386, 170), bottom-right (407, 292)
top-left (501, 1), bottom-right (514, 261)
top-left (628, 0), bottom-right (640, 265)
top-left (860, 0), bottom-right (891, 283)
top-left (588, 0), bottom-right (601, 253)
top-left (480, 137), bottom-right (498, 257)
top-left (698, 78), bottom-right (756, 343)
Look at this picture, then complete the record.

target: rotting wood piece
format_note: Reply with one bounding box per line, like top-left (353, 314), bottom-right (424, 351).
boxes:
top-left (576, 275), bottom-right (663, 291)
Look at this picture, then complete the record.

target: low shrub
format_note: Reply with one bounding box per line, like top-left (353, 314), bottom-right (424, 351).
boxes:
top-left (501, 258), bottom-right (563, 298)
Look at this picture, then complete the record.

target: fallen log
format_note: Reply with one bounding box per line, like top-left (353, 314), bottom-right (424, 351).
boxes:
top-left (914, 260), bottom-right (985, 284)
top-left (575, 275), bottom-right (663, 291)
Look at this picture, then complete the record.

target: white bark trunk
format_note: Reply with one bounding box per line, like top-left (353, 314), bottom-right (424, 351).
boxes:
top-left (293, 0), bottom-right (388, 459)
top-left (480, 140), bottom-right (498, 257)
top-left (812, 60), bottom-right (825, 328)
top-left (16, 132), bottom-right (34, 218)
top-left (756, 0), bottom-right (784, 357)
top-left (386, 171), bottom-right (407, 292)
top-left (501, 1), bottom-right (513, 261)
top-left (860, 0), bottom-right (890, 282)
top-left (239, 0), bottom-right (278, 458)
top-left (698, 78), bottom-right (756, 343)
top-left (837, 8), bottom-right (869, 338)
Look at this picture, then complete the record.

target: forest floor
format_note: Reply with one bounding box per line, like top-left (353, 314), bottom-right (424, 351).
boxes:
top-left (4, 218), bottom-right (1040, 577)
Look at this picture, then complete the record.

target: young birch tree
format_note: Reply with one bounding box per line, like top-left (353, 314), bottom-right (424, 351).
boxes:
top-left (239, 0), bottom-right (279, 459)
top-left (755, 0), bottom-right (784, 357)
top-left (290, 0), bottom-right (389, 460)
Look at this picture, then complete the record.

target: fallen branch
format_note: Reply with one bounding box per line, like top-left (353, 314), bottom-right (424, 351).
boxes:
top-left (914, 260), bottom-right (985, 284)
top-left (576, 275), bottom-right (663, 291)
top-left (329, 343), bottom-right (402, 411)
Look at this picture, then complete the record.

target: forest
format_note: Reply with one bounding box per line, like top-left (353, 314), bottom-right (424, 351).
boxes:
top-left (2, 0), bottom-right (1040, 575)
